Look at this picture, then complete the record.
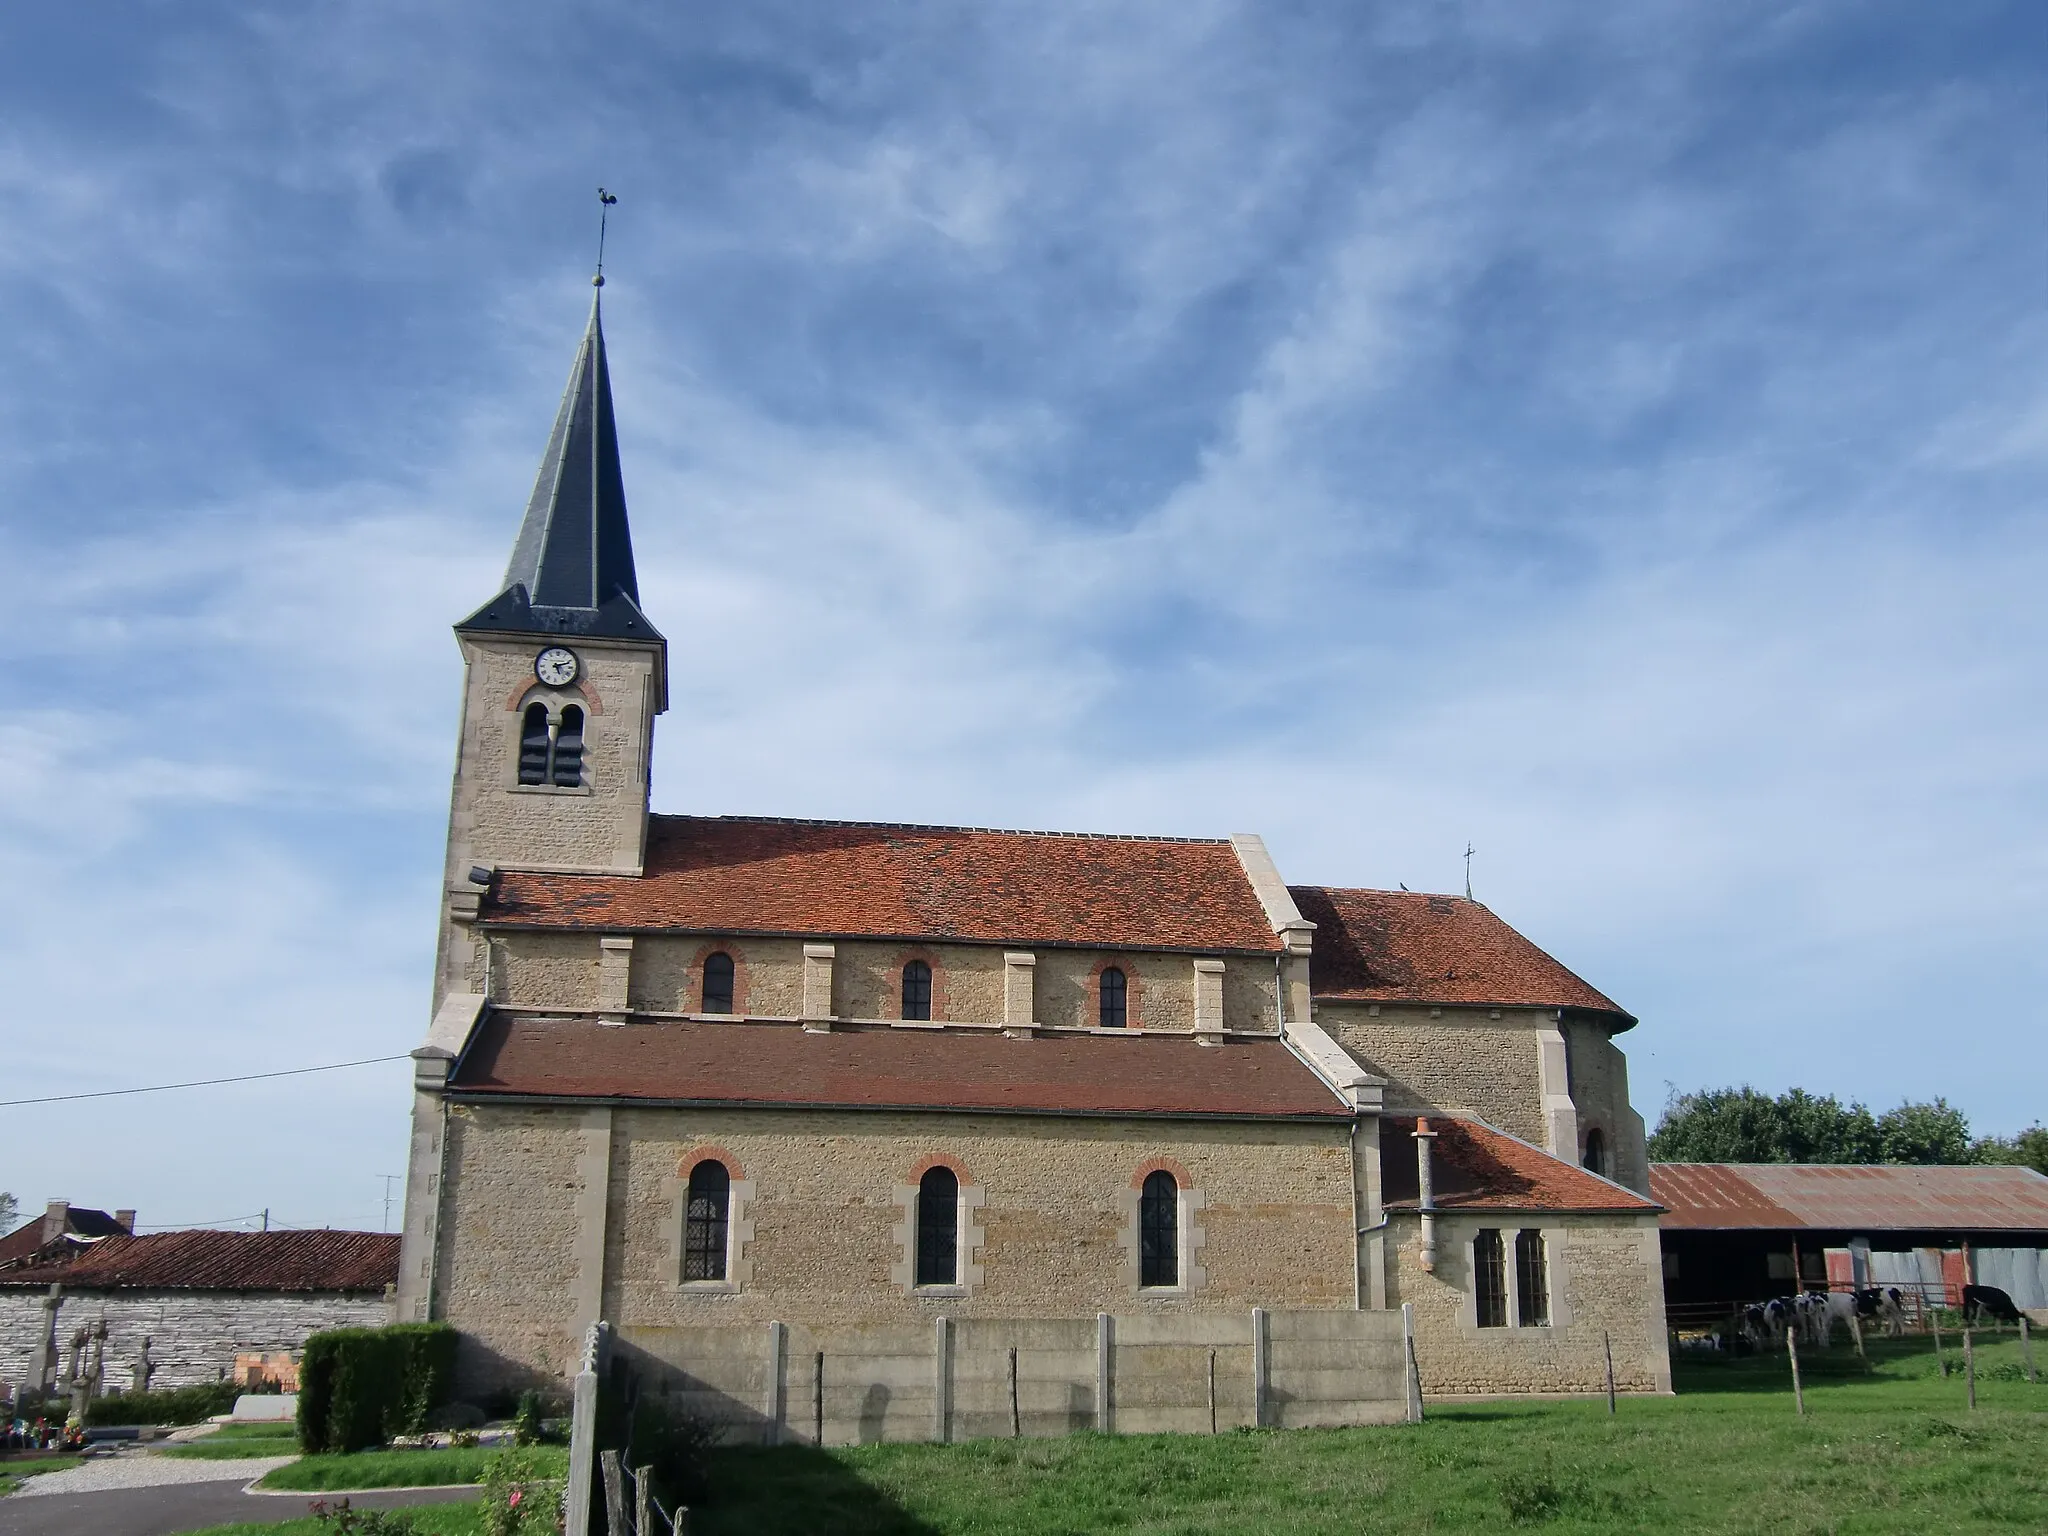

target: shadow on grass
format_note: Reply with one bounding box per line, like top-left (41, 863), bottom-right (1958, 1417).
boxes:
top-left (691, 1444), bottom-right (942, 1536)
top-left (1672, 1335), bottom-right (1957, 1395)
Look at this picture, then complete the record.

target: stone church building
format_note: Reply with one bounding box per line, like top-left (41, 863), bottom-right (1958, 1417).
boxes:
top-left (396, 290), bottom-right (1670, 1430)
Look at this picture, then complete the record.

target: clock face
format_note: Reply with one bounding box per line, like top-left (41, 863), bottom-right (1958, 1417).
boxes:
top-left (534, 647), bottom-right (579, 687)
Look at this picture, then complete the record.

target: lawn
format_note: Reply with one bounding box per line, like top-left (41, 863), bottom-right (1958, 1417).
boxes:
top-left (254, 1442), bottom-right (565, 1490)
top-left (0, 1455), bottom-right (84, 1497)
top-left (185, 1332), bottom-right (2045, 1535)
top-left (162, 1421), bottom-right (303, 1460)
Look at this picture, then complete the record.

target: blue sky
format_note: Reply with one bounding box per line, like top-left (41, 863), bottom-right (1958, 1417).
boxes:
top-left (2, 2), bottom-right (2042, 1234)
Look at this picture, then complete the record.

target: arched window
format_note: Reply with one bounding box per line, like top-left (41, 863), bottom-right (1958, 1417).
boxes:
top-left (1514, 1229), bottom-right (1549, 1327)
top-left (702, 952), bottom-right (735, 1015)
top-left (901, 960), bottom-right (933, 1022)
top-left (682, 1160), bottom-right (730, 1282)
top-left (551, 705), bottom-right (585, 787)
top-left (1099, 967), bottom-right (1128, 1029)
top-left (517, 702), bottom-right (587, 788)
top-left (517, 704), bottom-right (552, 786)
top-left (1582, 1129), bottom-right (1607, 1178)
top-left (1474, 1228), bottom-right (1507, 1328)
top-left (1139, 1169), bottom-right (1179, 1288)
top-left (915, 1165), bottom-right (958, 1287)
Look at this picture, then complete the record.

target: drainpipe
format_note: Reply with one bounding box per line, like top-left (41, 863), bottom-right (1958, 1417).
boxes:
top-left (1413, 1118), bottom-right (1439, 1273)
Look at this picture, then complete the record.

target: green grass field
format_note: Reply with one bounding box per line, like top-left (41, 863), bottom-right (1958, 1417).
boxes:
top-left (254, 1442), bottom-right (565, 1490)
top-left (0, 1454), bottom-right (84, 1497)
top-left (161, 1421), bottom-right (303, 1460)
top-left (186, 1332), bottom-right (2045, 1535)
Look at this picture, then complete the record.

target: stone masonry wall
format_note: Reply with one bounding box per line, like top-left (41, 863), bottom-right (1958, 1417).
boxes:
top-left (437, 1103), bottom-right (1356, 1396)
top-left (491, 933), bottom-right (1281, 1033)
top-left (0, 1290), bottom-right (391, 1395)
top-left (1385, 1213), bottom-right (1670, 1395)
top-left (1316, 1004), bottom-right (1548, 1144)
top-left (1564, 1020), bottom-right (1651, 1194)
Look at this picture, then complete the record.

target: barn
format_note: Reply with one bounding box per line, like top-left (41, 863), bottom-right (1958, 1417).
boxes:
top-left (1651, 1162), bottom-right (2048, 1326)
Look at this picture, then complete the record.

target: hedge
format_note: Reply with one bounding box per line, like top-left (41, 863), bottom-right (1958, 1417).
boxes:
top-left (297, 1322), bottom-right (457, 1453)
top-left (84, 1379), bottom-right (240, 1427)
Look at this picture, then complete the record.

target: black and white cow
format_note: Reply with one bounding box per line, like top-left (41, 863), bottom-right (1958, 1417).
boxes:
top-left (1853, 1286), bottom-right (1907, 1338)
top-left (1962, 1284), bottom-right (2023, 1326)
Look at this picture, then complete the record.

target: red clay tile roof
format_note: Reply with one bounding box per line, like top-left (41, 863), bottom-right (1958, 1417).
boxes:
top-left (1651, 1163), bottom-right (2048, 1233)
top-left (450, 1014), bottom-right (1351, 1120)
top-left (1380, 1115), bottom-right (1658, 1213)
top-left (0, 1230), bottom-right (399, 1292)
top-left (1291, 886), bottom-right (1632, 1024)
top-left (484, 816), bottom-right (1283, 953)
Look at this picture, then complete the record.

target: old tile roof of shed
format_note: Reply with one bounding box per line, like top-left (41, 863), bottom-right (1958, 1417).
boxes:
top-left (1379, 1115), bottom-right (1659, 1214)
top-left (449, 1014), bottom-right (1352, 1120)
top-left (484, 816), bottom-right (1285, 953)
top-left (0, 1230), bottom-right (399, 1292)
top-left (1291, 886), bottom-right (1633, 1024)
top-left (1651, 1163), bottom-right (2048, 1233)
top-left (0, 1208), bottom-right (129, 1271)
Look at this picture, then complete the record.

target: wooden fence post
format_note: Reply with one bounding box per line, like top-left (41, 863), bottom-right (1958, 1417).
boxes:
top-left (1786, 1328), bottom-right (1805, 1417)
top-left (1207, 1348), bottom-right (1217, 1435)
top-left (2020, 1316), bottom-right (2036, 1386)
top-left (634, 1464), bottom-right (652, 1536)
top-left (1009, 1346), bottom-right (1020, 1439)
top-left (599, 1449), bottom-right (628, 1536)
top-left (1930, 1302), bottom-right (1947, 1377)
top-left (1964, 1328), bottom-right (1976, 1411)
top-left (1401, 1302), bottom-right (1424, 1424)
top-left (813, 1351), bottom-right (825, 1448)
top-left (1603, 1331), bottom-right (1616, 1416)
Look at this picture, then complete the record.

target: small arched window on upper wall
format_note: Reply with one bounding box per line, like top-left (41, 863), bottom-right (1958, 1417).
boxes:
top-left (517, 702), bottom-right (586, 788)
top-left (1099, 967), bottom-right (1128, 1029)
top-left (902, 960), bottom-right (933, 1022)
top-left (914, 1165), bottom-right (958, 1287)
top-left (702, 952), bottom-right (735, 1015)
top-left (682, 1160), bottom-right (730, 1282)
top-left (1582, 1128), bottom-right (1608, 1178)
top-left (1139, 1169), bottom-right (1179, 1288)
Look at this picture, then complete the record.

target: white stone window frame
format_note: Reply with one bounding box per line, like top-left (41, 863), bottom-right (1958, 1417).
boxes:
top-left (1118, 1176), bottom-right (1208, 1297)
top-left (660, 1162), bottom-right (756, 1296)
top-left (504, 687), bottom-right (595, 797)
top-left (1459, 1221), bottom-right (1571, 1332)
top-left (890, 1171), bottom-right (986, 1298)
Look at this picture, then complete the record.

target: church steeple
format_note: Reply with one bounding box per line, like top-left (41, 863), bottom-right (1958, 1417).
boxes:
top-left (459, 289), bottom-right (663, 643)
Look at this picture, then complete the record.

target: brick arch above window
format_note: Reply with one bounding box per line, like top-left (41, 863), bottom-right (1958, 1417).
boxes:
top-left (507, 676), bottom-right (605, 715)
top-left (1130, 1156), bottom-right (1194, 1190)
top-left (1089, 956), bottom-right (1146, 1030)
top-left (680, 1144), bottom-right (745, 1181)
top-left (907, 1152), bottom-right (973, 1184)
top-left (890, 948), bottom-right (949, 1022)
top-left (688, 941), bottom-right (751, 1016)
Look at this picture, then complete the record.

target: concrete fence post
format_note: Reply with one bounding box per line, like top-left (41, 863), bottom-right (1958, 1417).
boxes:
top-left (1251, 1307), bottom-right (1269, 1429)
top-left (564, 1322), bottom-right (606, 1536)
top-left (1095, 1313), bottom-right (1114, 1434)
top-left (934, 1316), bottom-right (953, 1443)
top-left (765, 1321), bottom-right (787, 1446)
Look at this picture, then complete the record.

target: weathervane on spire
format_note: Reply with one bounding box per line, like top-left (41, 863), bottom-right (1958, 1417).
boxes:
top-left (594, 187), bottom-right (618, 287)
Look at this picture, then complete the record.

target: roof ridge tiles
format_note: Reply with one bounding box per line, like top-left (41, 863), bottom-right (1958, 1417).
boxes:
top-left (675, 813), bottom-right (1228, 845)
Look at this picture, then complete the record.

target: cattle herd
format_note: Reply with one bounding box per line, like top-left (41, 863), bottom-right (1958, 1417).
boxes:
top-left (1739, 1283), bottom-right (2024, 1350)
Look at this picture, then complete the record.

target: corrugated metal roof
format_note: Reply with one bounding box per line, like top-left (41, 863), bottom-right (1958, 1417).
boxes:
top-left (1651, 1163), bottom-right (2048, 1232)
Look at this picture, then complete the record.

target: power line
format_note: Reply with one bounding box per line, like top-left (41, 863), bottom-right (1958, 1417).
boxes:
top-left (0, 1055), bottom-right (410, 1109)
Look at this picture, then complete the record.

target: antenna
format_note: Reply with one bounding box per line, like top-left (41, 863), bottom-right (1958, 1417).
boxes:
top-left (1464, 842), bottom-right (1475, 901)
top-left (594, 187), bottom-right (618, 287)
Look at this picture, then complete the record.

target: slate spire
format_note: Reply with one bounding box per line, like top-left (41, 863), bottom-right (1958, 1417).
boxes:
top-left (459, 286), bottom-right (663, 642)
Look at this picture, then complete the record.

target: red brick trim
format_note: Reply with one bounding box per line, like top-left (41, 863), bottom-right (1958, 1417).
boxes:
top-left (688, 940), bottom-right (750, 1015)
top-left (1088, 956), bottom-right (1146, 1031)
top-left (681, 1145), bottom-right (743, 1180)
top-left (890, 947), bottom-right (950, 1022)
top-left (1131, 1157), bottom-right (1193, 1191)
top-left (507, 677), bottom-right (605, 715)
top-left (908, 1153), bottom-right (973, 1184)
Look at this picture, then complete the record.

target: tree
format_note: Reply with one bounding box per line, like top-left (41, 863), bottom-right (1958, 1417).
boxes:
top-left (0, 1192), bottom-right (16, 1234)
top-left (1648, 1087), bottom-right (2012, 1166)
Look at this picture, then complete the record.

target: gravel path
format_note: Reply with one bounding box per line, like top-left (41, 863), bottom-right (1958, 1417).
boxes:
top-left (14, 1452), bottom-right (296, 1496)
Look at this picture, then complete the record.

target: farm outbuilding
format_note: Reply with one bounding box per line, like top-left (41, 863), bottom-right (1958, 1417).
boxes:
top-left (1650, 1163), bottom-right (2048, 1323)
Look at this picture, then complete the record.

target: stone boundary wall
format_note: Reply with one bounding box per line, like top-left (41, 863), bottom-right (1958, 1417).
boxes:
top-left (0, 1289), bottom-right (394, 1394)
top-left (604, 1307), bottom-right (1408, 1446)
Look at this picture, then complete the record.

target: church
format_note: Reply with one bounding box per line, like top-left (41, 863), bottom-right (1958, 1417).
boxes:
top-left (395, 285), bottom-right (1671, 1435)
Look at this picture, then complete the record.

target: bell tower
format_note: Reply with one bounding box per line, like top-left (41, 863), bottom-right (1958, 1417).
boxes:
top-left (431, 283), bottom-right (667, 1011)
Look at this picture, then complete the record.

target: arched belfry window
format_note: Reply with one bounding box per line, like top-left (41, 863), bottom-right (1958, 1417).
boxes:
top-left (1582, 1129), bottom-right (1607, 1178)
top-left (517, 702), bottom-right (586, 788)
top-left (1099, 967), bottom-right (1128, 1029)
top-left (1139, 1169), bottom-right (1179, 1288)
top-left (902, 960), bottom-right (933, 1022)
top-left (702, 952), bottom-right (735, 1015)
top-left (683, 1160), bottom-right (730, 1282)
top-left (915, 1165), bottom-right (958, 1287)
